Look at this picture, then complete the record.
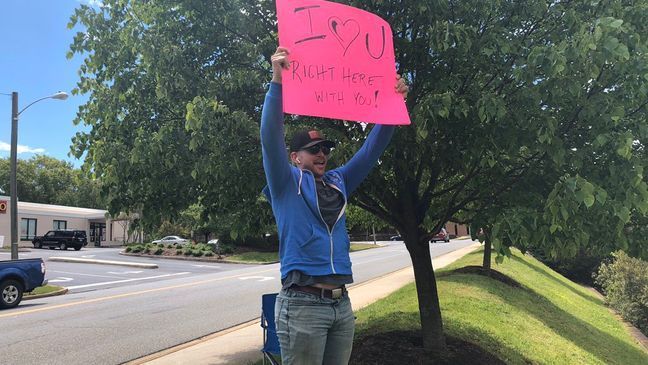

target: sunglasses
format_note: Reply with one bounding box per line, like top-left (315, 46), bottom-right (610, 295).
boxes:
top-left (301, 144), bottom-right (331, 155)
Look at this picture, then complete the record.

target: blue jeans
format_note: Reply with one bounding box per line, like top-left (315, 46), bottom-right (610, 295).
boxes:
top-left (275, 288), bottom-right (355, 365)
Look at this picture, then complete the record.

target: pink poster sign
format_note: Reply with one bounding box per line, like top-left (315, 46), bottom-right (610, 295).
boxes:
top-left (276, 0), bottom-right (410, 125)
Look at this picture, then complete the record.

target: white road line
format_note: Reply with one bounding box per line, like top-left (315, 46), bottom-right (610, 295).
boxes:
top-left (48, 270), bottom-right (122, 279)
top-left (106, 270), bottom-right (144, 275)
top-left (192, 265), bottom-right (221, 269)
top-left (239, 276), bottom-right (274, 282)
top-left (66, 272), bottom-right (191, 290)
top-left (49, 277), bottom-right (74, 283)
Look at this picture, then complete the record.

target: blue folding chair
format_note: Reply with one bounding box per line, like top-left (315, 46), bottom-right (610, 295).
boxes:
top-left (261, 293), bottom-right (281, 365)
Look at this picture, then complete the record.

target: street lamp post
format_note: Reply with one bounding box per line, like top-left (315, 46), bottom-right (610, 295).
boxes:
top-left (8, 91), bottom-right (68, 260)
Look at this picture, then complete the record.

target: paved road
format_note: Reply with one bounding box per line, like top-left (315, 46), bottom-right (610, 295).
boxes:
top-left (1, 247), bottom-right (256, 293)
top-left (0, 240), bottom-right (476, 365)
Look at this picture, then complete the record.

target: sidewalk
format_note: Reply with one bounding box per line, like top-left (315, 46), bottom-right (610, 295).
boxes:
top-left (129, 242), bottom-right (481, 365)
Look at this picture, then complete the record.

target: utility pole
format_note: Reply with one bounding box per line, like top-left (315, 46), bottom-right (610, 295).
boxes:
top-left (10, 92), bottom-right (18, 260)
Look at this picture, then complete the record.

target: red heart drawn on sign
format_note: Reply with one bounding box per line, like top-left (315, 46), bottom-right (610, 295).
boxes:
top-left (328, 16), bottom-right (360, 56)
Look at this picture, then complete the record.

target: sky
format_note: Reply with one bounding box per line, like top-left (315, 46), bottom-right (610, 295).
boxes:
top-left (0, 0), bottom-right (100, 168)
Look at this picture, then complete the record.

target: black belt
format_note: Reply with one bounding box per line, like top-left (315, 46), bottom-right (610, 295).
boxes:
top-left (290, 285), bottom-right (346, 299)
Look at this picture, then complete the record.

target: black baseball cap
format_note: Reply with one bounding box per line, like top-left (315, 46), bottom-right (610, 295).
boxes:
top-left (289, 130), bottom-right (336, 152)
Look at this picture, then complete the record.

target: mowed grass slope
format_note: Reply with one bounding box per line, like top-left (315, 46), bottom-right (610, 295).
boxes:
top-left (354, 248), bottom-right (648, 365)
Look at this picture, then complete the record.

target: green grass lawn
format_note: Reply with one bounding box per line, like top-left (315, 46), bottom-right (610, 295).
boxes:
top-left (25, 285), bottom-right (65, 297)
top-left (350, 243), bottom-right (380, 252)
top-left (225, 243), bottom-right (378, 264)
top-left (354, 248), bottom-right (648, 364)
top-left (225, 251), bottom-right (279, 264)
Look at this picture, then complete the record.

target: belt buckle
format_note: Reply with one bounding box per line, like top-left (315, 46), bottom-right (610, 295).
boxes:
top-left (331, 288), bottom-right (342, 299)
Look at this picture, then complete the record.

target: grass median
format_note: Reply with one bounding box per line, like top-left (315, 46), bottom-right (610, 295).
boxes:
top-left (25, 285), bottom-right (65, 298)
top-left (124, 242), bottom-right (380, 265)
top-left (224, 243), bottom-right (378, 264)
top-left (350, 248), bottom-right (648, 364)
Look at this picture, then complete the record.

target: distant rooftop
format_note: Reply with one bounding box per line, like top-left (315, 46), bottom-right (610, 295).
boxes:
top-left (0, 195), bottom-right (107, 219)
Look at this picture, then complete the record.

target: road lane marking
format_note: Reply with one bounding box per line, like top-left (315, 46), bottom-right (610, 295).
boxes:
top-left (81, 255), bottom-right (96, 258)
top-left (48, 270), bottom-right (122, 279)
top-left (192, 265), bottom-right (221, 269)
top-left (48, 277), bottom-right (74, 283)
top-left (0, 267), bottom-right (277, 319)
top-left (106, 270), bottom-right (144, 275)
top-left (67, 272), bottom-right (191, 289)
top-left (239, 276), bottom-right (274, 282)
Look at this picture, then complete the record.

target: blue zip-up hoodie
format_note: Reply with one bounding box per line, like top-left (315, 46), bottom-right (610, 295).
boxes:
top-left (261, 83), bottom-right (395, 279)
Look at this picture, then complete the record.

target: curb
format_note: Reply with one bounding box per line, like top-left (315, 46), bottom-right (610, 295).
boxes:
top-left (48, 257), bottom-right (158, 269)
top-left (24, 287), bottom-right (68, 300)
top-left (125, 319), bottom-right (261, 365)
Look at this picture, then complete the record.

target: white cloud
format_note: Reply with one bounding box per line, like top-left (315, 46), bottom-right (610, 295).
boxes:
top-left (0, 141), bottom-right (46, 154)
top-left (76, 0), bottom-right (105, 7)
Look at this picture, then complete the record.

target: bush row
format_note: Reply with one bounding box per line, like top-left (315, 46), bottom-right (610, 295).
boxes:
top-left (124, 243), bottom-right (215, 257)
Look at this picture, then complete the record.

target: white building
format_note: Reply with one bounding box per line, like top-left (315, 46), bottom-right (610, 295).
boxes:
top-left (0, 195), bottom-right (137, 248)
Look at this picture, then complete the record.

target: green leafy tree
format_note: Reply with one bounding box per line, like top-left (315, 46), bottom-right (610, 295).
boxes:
top-left (342, 0), bottom-right (648, 350)
top-left (68, 0), bottom-right (277, 237)
top-left (0, 156), bottom-right (103, 208)
top-left (346, 204), bottom-right (391, 240)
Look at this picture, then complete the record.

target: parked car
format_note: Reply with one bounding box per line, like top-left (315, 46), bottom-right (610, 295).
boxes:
top-left (32, 230), bottom-right (87, 251)
top-left (0, 258), bottom-right (47, 309)
top-left (430, 228), bottom-right (450, 243)
top-left (390, 235), bottom-right (402, 241)
top-left (152, 236), bottom-right (189, 246)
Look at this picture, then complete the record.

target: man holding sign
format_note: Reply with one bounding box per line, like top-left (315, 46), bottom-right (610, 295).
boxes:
top-left (261, 1), bottom-right (409, 364)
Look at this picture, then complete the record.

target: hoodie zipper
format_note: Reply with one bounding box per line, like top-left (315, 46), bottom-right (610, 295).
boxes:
top-left (309, 173), bottom-right (347, 274)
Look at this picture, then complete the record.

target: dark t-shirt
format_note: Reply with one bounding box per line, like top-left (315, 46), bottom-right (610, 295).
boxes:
top-left (316, 180), bottom-right (345, 230)
top-left (282, 179), bottom-right (352, 289)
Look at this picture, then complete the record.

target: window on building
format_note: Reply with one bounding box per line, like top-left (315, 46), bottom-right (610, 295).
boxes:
top-left (53, 220), bottom-right (67, 230)
top-left (20, 218), bottom-right (37, 241)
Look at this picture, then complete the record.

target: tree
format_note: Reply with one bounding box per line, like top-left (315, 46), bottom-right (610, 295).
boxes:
top-left (0, 155), bottom-right (103, 208)
top-left (346, 204), bottom-right (391, 241)
top-left (68, 0), bottom-right (278, 237)
top-left (69, 0), bottom-right (648, 353)
top-left (342, 0), bottom-right (648, 350)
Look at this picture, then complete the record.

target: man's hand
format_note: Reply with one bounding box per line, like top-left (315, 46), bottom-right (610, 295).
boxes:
top-left (271, 47), bottom-right (290, 84)
top-left (395, 74), bottom-right (409, 99)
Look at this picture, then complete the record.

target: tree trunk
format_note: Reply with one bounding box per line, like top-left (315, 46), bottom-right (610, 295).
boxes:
top-left (483, 239), bottom-right (492, 271)
top-left (406, 237), bottom-right (447, 352)
top-left (482, 230), bottom-right (491, 271)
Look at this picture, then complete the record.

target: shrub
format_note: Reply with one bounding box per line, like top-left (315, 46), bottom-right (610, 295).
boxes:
top-left (217, 242), bottom-right (235, 255)
top-left (167, 244), bottom-right (175, 249)
top-left (183, 249), bottom-right (192, 256)
top-left (131, 245), bottom-right (143, 253)
top-left (204, 251), bottom-right (214, 257)
top-left (192, 250), bottom-right (204, 257)
top-left (530, 247), bottom-right (607, 285)
top-left (153, 248), bottom-right (164, 255)
top-left (176, 249), bottom-right (183, 255)
top-left (195, 243), bottom-right (212, 252)
top-left (594, 251), bottom-right (648, 336)
top-left (125, 246), bottom-right (132, 253)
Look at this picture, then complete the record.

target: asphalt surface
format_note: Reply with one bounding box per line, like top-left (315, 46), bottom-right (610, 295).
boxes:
top-left (0, 240), bottom-right (476, 365)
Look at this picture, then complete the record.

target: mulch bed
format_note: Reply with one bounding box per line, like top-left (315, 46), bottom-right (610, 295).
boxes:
top-left (350, 331), bottom-right (506, 365)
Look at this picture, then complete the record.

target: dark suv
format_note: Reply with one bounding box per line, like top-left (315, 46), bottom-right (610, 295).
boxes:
top-left (32, 230), bottom-right (88, 251)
